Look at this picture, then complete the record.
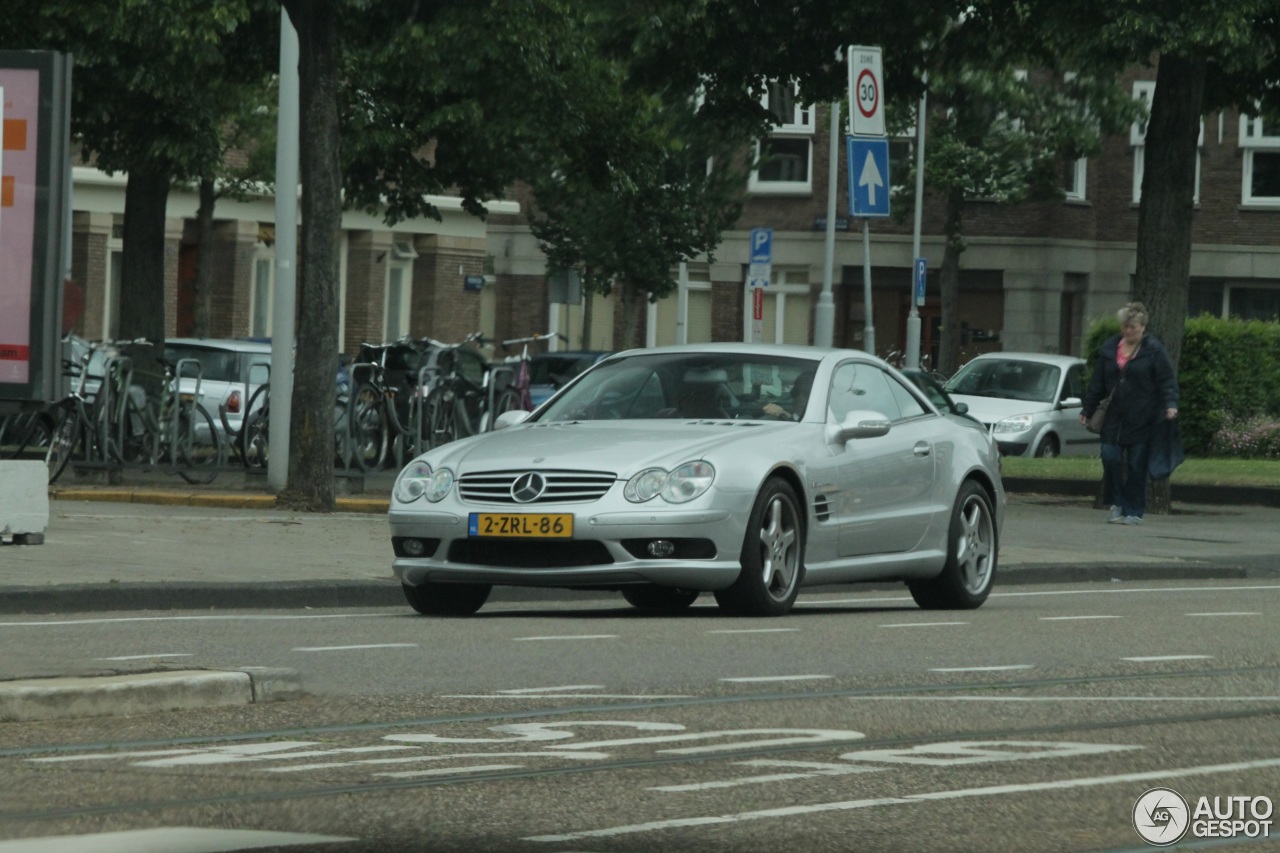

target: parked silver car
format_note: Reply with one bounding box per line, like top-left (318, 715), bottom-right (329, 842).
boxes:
top-left (943, 352), bottom-right (1097, 457)
top-left (390, 344), bottom-right (1005, 617)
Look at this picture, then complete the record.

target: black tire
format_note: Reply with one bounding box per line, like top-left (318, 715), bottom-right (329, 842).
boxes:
top-left (402, 581), bottom-right (491, 616)
top-left (45, 403), bottom-right (80, 484)
top-left (714, 477), bottom-right (804, 616)
top-left (351, 383), bottom-right (389, 471)
top-left (908, 480), bottom-right (997, 610)
top-left (1034, 434), bottom-right (1060, 458)
top-left (239, 384), bottom-right (270, 470)
top-left (621, 586), bottom-right (700, 613)
top-left (176, 404), bottom-right (223, 484)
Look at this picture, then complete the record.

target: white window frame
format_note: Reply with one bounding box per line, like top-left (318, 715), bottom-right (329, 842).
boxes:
top-left (1131, 80), bottom-right (1202, 203)
top-left (1061, 72), bottom-right (1088, 201)
top-left (250, 247), bottom-right (274, 339)
top-left (383, 241), bottom-right (416, 342)
top-left (102, 233), bottom-right (123, 341)
top-left (748, 81), bottom-right (815, 195)
top-left (1239, 112), bottom-right (1280, 205)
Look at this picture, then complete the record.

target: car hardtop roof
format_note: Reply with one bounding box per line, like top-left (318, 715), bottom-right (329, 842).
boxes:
top-left (165, 338), bottom-right (273, 354)
top-left (605, 342), bottom-right (859, 363)
top-left (966, 351), bottom-right (1085, 367)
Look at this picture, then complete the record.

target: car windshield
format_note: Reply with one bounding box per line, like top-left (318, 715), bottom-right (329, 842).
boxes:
top-left (530, 355), bottom-right (601, 386)
top-left (535, 352), bottom-right (821, 422)
top-left (945, 359), bottom-right (1060, 403)
top-left (164, 347), bottom-right (241, 383)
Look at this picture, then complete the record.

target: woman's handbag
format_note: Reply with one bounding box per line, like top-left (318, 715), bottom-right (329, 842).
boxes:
top-left (1085, 392), bottom-right (1112, 434)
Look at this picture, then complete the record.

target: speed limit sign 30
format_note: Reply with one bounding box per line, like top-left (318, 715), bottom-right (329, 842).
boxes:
top-left (848, 45), bottom-right (885, 137)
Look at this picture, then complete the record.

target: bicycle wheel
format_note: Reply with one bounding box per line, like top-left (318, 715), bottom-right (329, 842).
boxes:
top-left (45, 402), bottom-right (81, 484)
top-left (175, 403), bottom-right (223, 484)
top-left (487, 389), bottom-right (522, 431)
top-left (425, 387), bottom-right (458, 448)
top-left (333, 398), bottom-right (350, 466)
top-left (351, 382), bottom-right (389, 472)
top-left (239, 384), bottom-right (270, 470)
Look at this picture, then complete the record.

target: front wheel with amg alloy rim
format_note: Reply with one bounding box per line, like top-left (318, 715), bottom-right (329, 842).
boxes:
top-left (908, 479), bottom-right (997, 609)
top-left (714, 477), bottom-right (804, 616)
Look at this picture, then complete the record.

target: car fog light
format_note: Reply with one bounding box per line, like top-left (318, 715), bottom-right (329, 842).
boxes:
top-left (402, 538), bottom-right (426, 557)
top-left (647, 540), bottom-right (676, 558)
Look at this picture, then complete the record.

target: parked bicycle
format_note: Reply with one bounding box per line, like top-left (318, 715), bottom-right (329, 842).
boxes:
top-left (424, 332), bottom-right (520, 447)
top-left (44, 341), bottom-right (127, 483)
top-left (236, 372), bottom-right (353, 471)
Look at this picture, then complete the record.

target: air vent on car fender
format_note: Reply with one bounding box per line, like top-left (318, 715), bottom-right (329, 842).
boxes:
top-left (813, 493), bottom-right (832, 522)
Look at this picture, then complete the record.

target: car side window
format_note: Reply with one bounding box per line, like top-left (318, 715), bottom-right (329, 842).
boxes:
top-left (886, 372), bottom-right (929, 420)
top-left (1063, 364), bottom-right (1085, 400)
top-left (828, 362), bottom-right (902, 422)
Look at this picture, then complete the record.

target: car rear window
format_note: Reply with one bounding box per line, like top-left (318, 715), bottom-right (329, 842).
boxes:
top-left (165, 347), bottom-right (241, 383)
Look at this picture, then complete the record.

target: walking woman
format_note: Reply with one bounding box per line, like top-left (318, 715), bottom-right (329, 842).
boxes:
top-left (1080, 302), bottom-right (1180, 525)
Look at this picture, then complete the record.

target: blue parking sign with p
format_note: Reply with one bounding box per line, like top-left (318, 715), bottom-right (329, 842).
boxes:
top-left (750, 228), bottom-right (772, 264)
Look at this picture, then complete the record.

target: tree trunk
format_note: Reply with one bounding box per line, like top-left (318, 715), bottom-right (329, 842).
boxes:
top-left (1134, 54), bottom-right (1205, 514)
top-left (620, 282), bottom-right (644, 350)
top-left (279, 0), bottom-right (341, 512)
top-left (118, 165), bottom-right (171, 346)
top-left (937, 187), bottom-right (965, 376)
top-left (192, 178), bottom-right (216, 338)
top-left (580, 266), bottom-right (594, 350)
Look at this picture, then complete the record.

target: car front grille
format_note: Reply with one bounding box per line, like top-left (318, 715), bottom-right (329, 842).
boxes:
top-left (457, 469), bottom-right (616, 504)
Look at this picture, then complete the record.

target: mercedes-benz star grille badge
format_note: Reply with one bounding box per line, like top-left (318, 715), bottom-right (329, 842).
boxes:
top-left (510, 472), bottom-right (547, 503)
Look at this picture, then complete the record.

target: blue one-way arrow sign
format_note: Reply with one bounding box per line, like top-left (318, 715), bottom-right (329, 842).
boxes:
top-left (847, 136), bottom-right (890, 218)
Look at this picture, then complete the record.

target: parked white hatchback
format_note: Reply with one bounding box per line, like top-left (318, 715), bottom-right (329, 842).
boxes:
top-left (943, 352), bottom-right (1098, 457)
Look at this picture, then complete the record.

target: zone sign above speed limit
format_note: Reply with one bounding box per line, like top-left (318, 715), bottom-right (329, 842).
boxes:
top-left (848, 45), bottom-right (885, 137)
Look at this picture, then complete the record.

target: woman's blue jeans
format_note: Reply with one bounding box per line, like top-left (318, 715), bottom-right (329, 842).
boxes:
top-left (1101, 440), bottom-right (1151, 518)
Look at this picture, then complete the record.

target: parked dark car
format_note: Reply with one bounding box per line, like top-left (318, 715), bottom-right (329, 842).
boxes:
top-left (528, 350), bottom-right (611, 406)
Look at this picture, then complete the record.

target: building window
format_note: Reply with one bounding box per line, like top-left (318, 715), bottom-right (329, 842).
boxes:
top-left (1063, 156), bottom-right (1087, 200)
top-left (748, 81), bottom-right (814, 194)
top-left (103, 242), bottom-right (123, 341)
top-left (1240, 113), bottom-right (1280, 204)
top-left (251, 253), bottom-right (273, 338)
top-left (1131, 81), bottom-right (1201, 203)
top-left (383, 241), bottom-right (416, 341)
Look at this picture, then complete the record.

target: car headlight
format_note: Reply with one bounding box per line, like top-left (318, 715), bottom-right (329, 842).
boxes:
top-left (623, 462), bottom-right (716, 504)
top-left (993, 414), bottom-right (1035, 434)
top-left (661, 461), bottom-right (715, 504)
top-left (624, 468), bottom-right (667, 502)
top-left (394, 462), bottom-right (453, 503)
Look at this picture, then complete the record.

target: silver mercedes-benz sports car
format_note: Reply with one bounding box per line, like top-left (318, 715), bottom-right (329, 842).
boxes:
top-left (389, 344), bottom-right (1005, 617)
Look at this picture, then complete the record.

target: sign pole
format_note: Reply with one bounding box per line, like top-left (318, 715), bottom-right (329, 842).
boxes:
top-left (862, 220), bottom-right (875, 355)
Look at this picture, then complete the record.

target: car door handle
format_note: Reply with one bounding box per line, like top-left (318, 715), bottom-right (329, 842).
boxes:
top-left (913, 441), bottom-right (931, 457)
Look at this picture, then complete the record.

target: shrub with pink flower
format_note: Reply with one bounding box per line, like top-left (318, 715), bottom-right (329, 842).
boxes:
top-left (1210, 414), bottom-right (1280, 459)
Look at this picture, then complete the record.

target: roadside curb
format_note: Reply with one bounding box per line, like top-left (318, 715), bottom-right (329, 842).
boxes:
top-left (0, 667), bottom-right (305, 723)
top-left (49, 487), bottom-right (389, 514)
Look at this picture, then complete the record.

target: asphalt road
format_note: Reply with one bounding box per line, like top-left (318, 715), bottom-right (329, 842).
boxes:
top-left (1, 580), bottom-right (1278, 852)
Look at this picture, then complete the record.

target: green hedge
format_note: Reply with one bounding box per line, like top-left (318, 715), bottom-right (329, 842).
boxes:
top-left (1081, 315), bottom-right (1280, 455)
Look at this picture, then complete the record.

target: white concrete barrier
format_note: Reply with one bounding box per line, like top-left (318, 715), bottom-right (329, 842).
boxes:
top-left (0, 460), bottom-right (49, 544)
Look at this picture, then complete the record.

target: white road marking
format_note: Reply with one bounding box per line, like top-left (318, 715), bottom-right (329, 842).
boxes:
top-left (708, 628), bottom-right (800, 634)
top-left (879, 622), bottom-right (968, 628)
top-left (720, 675), bottom-right (832, 683)
top-left (1039, 615), bottom-right (1119, 621)
top-left (1122, 655), bottom-right (1214, 662)
top-left (650, 759), bottom-right (880, 792)
top-left (292, 643), bottom-right (418, 652)
top-left (259, 750), bottom-right (613, 773)
top-left (0, 827), bottom-right (354, 852)
top-left (524, 757), bottom-right (1280, 843)
top-left (376, 764), bottom-right (523, 778)
top-left (497, 685), bottom-right (605, 694)
top-left (513, 635), bottom-right (618, 642)
top-left (94, 653), bottom-right (193, 661)
top-left (928, 665), bottom-right (1034, 673)
top-left (1186, 611), bottom-right (1261, 617)
top-left (794, 584), bottom-right (1280, 608)
top-left (441, 693), bottom-right (692, 700)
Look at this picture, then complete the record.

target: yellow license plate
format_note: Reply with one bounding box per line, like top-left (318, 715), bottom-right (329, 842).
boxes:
top-left (468, 513), bottom-right (573, 538)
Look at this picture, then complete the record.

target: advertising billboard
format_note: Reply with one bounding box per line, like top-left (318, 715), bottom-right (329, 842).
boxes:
top-left (0, 51), bottom-right (72, 411)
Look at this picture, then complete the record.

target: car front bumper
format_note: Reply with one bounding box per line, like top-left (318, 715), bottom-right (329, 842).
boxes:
top-left (390, 497), bottom-right (755, 591)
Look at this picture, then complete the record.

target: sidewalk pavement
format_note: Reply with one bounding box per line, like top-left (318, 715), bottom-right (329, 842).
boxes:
top-left (2, 477), bottom-right (1277, 722)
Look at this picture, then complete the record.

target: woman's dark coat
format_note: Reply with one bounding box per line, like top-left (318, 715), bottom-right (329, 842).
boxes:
top-left (1082, 333), bottom-right (1179, 446)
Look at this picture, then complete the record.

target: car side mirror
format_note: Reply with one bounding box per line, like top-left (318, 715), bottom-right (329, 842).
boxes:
top-left (827, 410), bottom-right (892, 445)
top-left (494, 409), bottom-right (531, 430)
top-left (953, 401), bottom-right (969, 415)
top-left (1059, 396), bottom-right (1082, 409)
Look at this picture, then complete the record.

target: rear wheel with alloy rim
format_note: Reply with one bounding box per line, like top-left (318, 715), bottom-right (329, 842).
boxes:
top-left (908, 479), bottom-right (997, 609)
top-left (402, 581), bottom-right (491, 616)
top-left (714, 477), bottom-right (804, 616)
